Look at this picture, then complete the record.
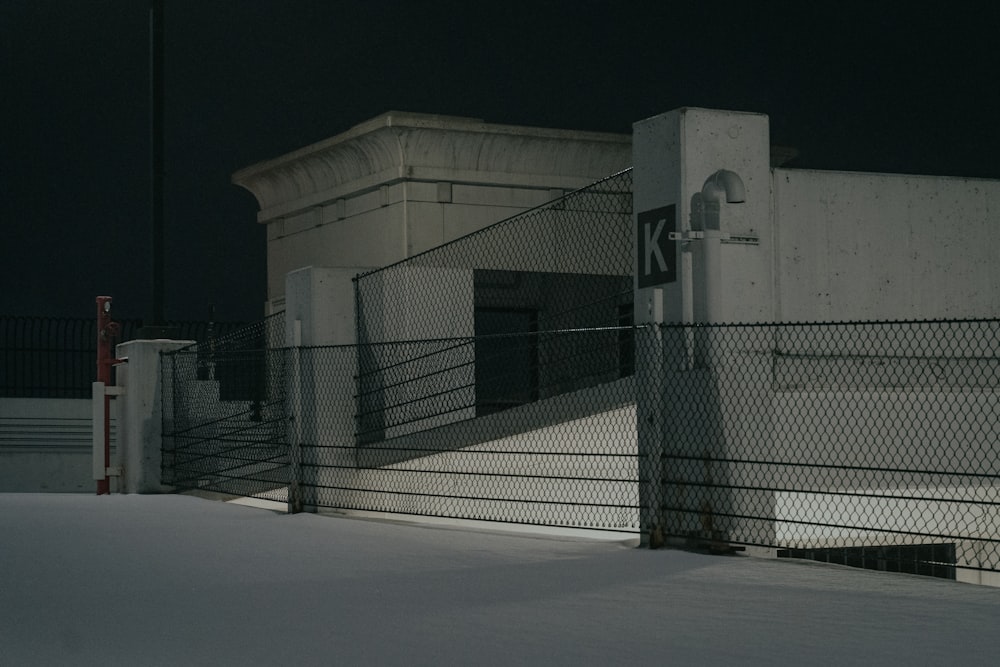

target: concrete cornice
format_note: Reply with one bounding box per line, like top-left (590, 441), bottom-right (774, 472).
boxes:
top-left (232, 111), bottom-right (631, 221)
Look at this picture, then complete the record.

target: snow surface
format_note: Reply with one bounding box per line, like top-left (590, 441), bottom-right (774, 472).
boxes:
top-left (2, 493), bottom-right (1000, 666)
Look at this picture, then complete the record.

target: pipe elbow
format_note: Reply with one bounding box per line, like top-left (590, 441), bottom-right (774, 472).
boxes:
top-left (702, 169), bottom-right (746, 204)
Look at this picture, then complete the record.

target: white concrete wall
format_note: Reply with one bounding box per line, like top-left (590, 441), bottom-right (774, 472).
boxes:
top-left (357, 265), bottom-right (475, 343)
top-left (759, 169), bottom-right (1000, 567)
top-left (352, 266), bottom-right (476, 440)
top-left (634, 110), bottom-right (1000, 326)
top-left (267, 198), bottom-right (406, 306)
top-left (0, 397), bottom-right (116, 492)
top-left (773, 169), bottom-right (1000, 321)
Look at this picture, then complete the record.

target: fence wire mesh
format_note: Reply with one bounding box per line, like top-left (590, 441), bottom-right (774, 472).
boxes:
top-left (302, 329), bottom-right (639, 530)
top-left (162, 318), bottom-right (1000, 580)
top-left (161, 313), bottom-right (288, 499)
top-left (354, 168), bottom-right (634, 345)
top-left (647, 320), bottom-right (1000, 578)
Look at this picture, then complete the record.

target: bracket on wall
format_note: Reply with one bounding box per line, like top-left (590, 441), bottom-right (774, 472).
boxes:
top-left (668, 231), bottom-right (705, 241)
top-left (668, 231), bottom-right (759, 245)
top-left (721, 235), bottom-right (760, 245)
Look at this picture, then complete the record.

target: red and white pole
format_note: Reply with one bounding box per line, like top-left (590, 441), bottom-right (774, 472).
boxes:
top-left (95, 296), bottom-right (121, 495)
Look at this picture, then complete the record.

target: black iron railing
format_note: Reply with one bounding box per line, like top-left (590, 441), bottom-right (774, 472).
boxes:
top-left (1, 316), bottom-right (247, 398)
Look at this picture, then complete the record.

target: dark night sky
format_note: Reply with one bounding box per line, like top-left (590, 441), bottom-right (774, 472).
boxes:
top-left (2, 1), bottom-right (999, 323)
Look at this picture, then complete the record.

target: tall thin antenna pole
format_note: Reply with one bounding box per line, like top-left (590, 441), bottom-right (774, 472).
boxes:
top-left (150, 0), bottom-right (165, 325)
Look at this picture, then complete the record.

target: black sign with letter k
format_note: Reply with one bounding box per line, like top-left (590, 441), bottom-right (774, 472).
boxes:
top-left (637, 204), bottom-right (676, 287)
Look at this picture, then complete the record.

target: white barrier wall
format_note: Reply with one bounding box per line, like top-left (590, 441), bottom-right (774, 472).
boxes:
top-left (0, 398), bottom-right (113, 492)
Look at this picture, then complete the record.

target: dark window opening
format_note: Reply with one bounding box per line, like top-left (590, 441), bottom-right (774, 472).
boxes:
top-left (475, 308), bottom-right (538, 416)
top-left (780, 543), bottom-right (956, 580)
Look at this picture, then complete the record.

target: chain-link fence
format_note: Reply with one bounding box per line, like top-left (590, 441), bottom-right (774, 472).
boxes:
top-left (161, 312), bottom-right (288, 498)
top-left (301, 328), bottom-right (640, 529)
top-left (162, 318), bottom-right (1000, 580)
top-left (354, 168), bottom-right (634, 346)
top-left (644, 319), bottom-right (1000, 579)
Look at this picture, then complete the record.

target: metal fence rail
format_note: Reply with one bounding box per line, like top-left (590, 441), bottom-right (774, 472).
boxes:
top-left (162, 318), bottom-right (1000, 580)
top-left (1, 316), bottom-right (246, 398)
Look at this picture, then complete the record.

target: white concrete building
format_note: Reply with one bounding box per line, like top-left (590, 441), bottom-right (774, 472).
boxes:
top-left (235, 108), bottom-right (999, 333)
top-left (232, 111), bottom-right (632, 336)
top-left (198, 107), bottom-right (1000, 583)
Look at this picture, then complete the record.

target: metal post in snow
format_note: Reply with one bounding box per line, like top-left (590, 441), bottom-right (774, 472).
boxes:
top-left (287, 319), bottom-right (304, 513)
top-left (638, 288), bottom-right (666, 547)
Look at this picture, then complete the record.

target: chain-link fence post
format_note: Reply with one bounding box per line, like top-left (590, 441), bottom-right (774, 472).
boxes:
top-left (287, 320), bottom-right (304, 514)
top-left (636, 294), bottom-right (666, 547)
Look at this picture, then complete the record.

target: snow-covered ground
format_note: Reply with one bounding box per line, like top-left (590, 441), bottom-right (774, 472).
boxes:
top-left (2, 494), bottom-right (999, 666)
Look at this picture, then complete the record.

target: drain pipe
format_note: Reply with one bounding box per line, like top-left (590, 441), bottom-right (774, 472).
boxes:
top-left (698, 169), bottom-right (745, 322)
top-left (693, 169), bottom-right (746, 549)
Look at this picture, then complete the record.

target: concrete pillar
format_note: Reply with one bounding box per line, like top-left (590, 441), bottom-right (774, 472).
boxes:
top-left (283, 266), bottom-right (372, 513)
top-left (634, 108), bottom-right (772, 323)
top-left (633, 108), bottom-right (774, 547)
top-left (115, 339), bottom-right (193, 493)
top-left (284, 265), bottom-right (370, 347)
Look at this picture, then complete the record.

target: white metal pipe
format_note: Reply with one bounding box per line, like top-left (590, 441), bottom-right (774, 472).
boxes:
top-left (702, 169), bottom-right (746, 205)
top-left (698, 170), bottom-right (746, 323)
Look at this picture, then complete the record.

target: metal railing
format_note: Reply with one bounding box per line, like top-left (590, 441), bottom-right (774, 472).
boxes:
top-left (1, 316), bottom-right (247, 398)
